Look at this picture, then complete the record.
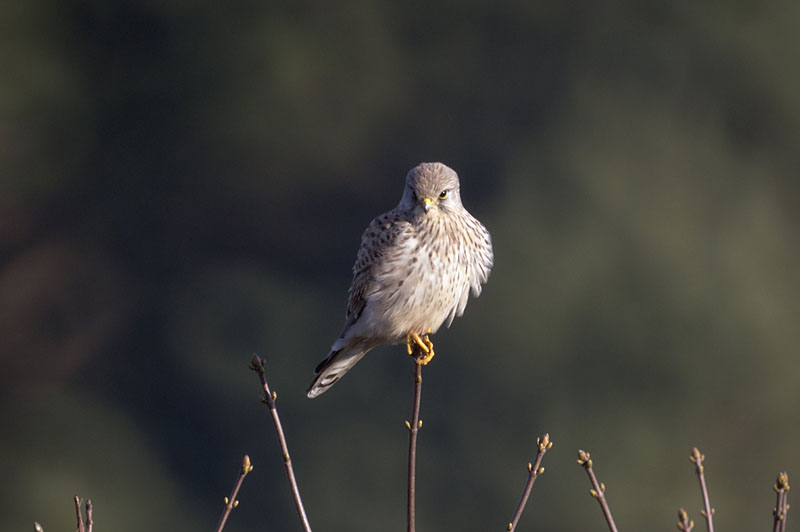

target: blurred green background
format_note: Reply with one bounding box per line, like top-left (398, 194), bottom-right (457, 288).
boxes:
top-left (2, 1), bottom-right (799, 530)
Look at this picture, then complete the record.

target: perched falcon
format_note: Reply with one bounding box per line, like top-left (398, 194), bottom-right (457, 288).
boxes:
top-left (307, 162), bottom-right (493, 398)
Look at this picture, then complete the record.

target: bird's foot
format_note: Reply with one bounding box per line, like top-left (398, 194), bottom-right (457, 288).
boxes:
top-left (406, 330), bottom-right (435, 365)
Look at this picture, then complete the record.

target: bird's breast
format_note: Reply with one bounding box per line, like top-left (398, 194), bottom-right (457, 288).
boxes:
top-left (368, 218), bottom-right (474, 339)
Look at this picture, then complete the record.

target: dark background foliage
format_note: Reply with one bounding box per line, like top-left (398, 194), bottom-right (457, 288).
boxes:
top-left (2, 1), bottom-right (799, 530)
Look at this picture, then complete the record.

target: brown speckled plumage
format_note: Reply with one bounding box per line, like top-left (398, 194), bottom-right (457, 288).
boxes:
top-left (307, 162), bottom-right (493, 398)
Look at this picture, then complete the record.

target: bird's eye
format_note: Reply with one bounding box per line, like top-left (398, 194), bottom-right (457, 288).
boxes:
top-left (438, 190), bottom-right (448, 199)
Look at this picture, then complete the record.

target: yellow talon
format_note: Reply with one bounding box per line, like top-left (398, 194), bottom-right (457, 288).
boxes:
top-left (407, 332), bottom-right (430, 353)
top-left (406, 331), bottom-right (435, 364)
top-left (419, 335), bottom-right (434, 364)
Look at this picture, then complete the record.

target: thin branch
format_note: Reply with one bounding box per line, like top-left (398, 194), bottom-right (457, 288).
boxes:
top-left (505, 433), bottom-right (553, 531)
top-left (406, 361), bottom-right (424, 532)
top-left (85, 500), bottom-right (93, 532)
top-left (677, 508), bottom-right (694, 532)
top-left (215, 455), bottom-right (254, 532)
top-left (250, 354), bottom-right (312, 532)
top-left (577, 450), bottom-right (619, 532)
top-left (690, 448), bottom-right (715, 532)
top-left (773, 472), bottom-right (790, 532)
top-left (74, 496), bottom-right (85, 532)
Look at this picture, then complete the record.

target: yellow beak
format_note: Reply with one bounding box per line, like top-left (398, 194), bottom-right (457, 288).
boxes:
top-left (422, 197), bottom-right (433, 212)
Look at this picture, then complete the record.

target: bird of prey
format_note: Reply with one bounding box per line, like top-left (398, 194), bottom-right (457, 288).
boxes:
top-left (307, 162), bottom-right (493, 398)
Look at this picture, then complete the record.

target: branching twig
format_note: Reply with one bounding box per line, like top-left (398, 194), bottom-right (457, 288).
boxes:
top-left (690, 448), bottom-right (715, 532)
top-left (215, 455), bottom-right (254, 532)
top-left (773, 472), bottom-right (790, 532)
top-left (677, 508), bottom-right (694, 531)
top-left (577, 450), bottom-right (619, 532)
top-left (250, 354), bottom-right (312, 532)
top-left (406, 361), bottom-right (424, 532)
top-left (74, 496), bottom-right (85, 532)
top-left (505, 433), bottom-right (553, 531)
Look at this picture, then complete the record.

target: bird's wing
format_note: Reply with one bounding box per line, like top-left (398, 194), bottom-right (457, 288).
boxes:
top-left (469, 219), bottom-right (494, 296)
top-left (446, 214), bottom-right (494, 327)
top-left (345, 210), bottom-right (412, 328)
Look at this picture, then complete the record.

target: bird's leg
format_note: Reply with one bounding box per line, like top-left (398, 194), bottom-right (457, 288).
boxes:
top-left (420, 328), bottom-right (434, 365)
top-left (406, 332), bottom-right (427, 354)
top-left (406, 329), bottom-right (435, 365)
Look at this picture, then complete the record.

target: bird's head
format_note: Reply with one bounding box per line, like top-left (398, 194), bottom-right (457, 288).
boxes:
top-left (400, 162), bottom-right (462, 215)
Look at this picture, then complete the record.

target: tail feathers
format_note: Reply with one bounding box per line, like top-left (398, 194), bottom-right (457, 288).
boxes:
top-left (306, 347), bottom-right (367, 398)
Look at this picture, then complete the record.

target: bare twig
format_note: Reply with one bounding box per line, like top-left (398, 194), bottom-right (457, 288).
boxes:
top-left (215, 455), bottom-right (254, 532)
top-left (406, 361), bottom-right (424, 532)
top-left (250, 354), bottom-right (312, 532)
top-left (85, 500), bottom-right (93, 532)
top-left (773, 472), bottom-right (790, 532)
top-left (690, 448), bottom-right (715, 532)
top-left (74, 496), bottom-right (85, 532)
top-left (577, 450), bottom-right (619, 532)
top-left (505, 433), bottom-right (553, 531)
top-left (677, 508), bottom-right (694, 531)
